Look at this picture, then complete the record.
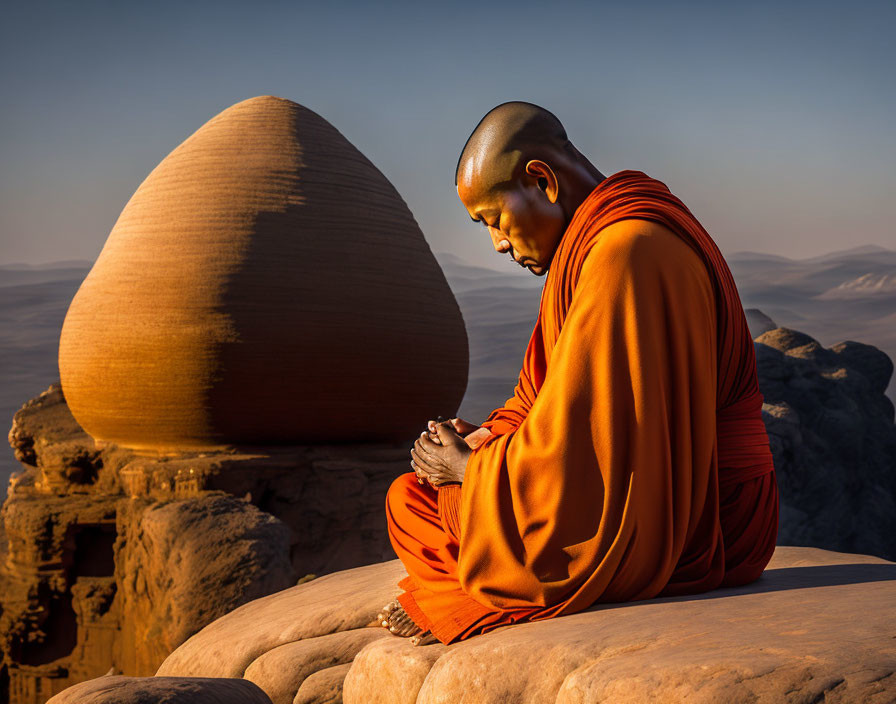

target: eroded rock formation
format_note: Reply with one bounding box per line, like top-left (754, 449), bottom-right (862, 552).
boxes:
top-left (58, 95), bottom-right (468, 450)
top-left (1, 385), bottom-right (410, 702)
top-left (756, 320), bottom-right (896, 561)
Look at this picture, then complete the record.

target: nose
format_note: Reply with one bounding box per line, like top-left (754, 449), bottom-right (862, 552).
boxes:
top-left (489, 227), bottom-right (511, 254)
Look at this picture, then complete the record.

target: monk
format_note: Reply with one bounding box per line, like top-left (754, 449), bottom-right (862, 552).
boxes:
top-left (378, 101), bottom-right (779, 647)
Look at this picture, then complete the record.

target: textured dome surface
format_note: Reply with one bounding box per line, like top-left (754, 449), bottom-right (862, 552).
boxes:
top-left (58, 96), bottom-right (468, 449)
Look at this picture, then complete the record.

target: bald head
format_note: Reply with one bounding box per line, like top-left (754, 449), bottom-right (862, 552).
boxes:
top-left (454, 102), bottom-right (604, 277)
top-left (454, 102), bottom-right (572, 191)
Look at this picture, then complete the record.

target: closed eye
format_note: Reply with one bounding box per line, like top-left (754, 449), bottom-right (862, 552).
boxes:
top-left (472, 211), bottom-right (500, 229)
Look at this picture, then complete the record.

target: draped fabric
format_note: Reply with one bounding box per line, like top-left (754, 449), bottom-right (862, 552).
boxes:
top-left (386, 170), bottom-right (779, 645)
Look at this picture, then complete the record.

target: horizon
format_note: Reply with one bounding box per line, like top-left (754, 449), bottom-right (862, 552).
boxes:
top-left (3, 241), bottom-right (893, 273)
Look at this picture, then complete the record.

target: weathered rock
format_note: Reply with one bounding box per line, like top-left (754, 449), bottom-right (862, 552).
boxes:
top-left (45, 674), bottom-right (273, 703)
top-left (294, 663), bottom-right (352, 704)
top-left (243, 630), bottom-right (390, 704)
top-left (91, 546), bottom-right (892, 703)
top-left (346, 548), bottom-right (894, 702)
top-left (114, 493), bottom-right (295, 675)
top-left (754, 325), bottom-right (896, 561)
top-left (156, 559), bottom-right (408, 679)
top-left (1, 384), bottom-right (409, 701)
top-left (345, 638), bottom-right (447, 704)
top-left (58, 95), bottom-right (467, 451)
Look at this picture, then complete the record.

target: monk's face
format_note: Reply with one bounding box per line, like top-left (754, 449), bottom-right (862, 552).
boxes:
top-left (458, 173), bottom-right (567, 276)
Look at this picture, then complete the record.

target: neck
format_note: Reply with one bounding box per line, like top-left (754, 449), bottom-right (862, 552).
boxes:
top-left (559, 156), bottom-right (605, 223)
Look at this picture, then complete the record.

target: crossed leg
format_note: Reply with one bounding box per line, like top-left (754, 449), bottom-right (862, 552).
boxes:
top-left (379, 471), bottom-right (462, 646)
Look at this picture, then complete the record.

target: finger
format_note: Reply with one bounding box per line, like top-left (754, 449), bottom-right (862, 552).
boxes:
top-left (411, 447), bottom-right (442, 474)
top-left (417, 431), bottom-right (448, 454)
top-left (427, 470), bottom-right (449, 485)
top-left (464, 427), bottom-right (494, 450)
top-left (410, 459), bottom-right (425, 482)
top-left (414, 439), bottom-right (447, 471)
top-left (415, 435), bottom-right (442, 460)
top-left (451, 417), bottom-right (480, 434)
top-left (410, 448), bottom-right (436, 474)
top-left (431, 421), bottom-right (463, 446)
top-left (426, 422), bottom-right (443, 445)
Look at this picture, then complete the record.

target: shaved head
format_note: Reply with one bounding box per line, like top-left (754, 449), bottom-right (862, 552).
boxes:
top-left (454, 102), bottom-right (572, 191)
top-left (455, 101), bottom-right (604, 277)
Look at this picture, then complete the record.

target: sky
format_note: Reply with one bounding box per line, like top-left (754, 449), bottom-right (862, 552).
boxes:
top-left (1, 0), bottom-right (894, 270)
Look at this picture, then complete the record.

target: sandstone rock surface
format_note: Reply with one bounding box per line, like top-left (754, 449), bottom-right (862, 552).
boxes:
top-left (142, 546), bottom-right (896, 703)
top-left (157, 559), bottom-right (408, 679)
top-left (57, 95), bottom-right (467, 450)
top-left (1, 384), bottom-right (409, 701)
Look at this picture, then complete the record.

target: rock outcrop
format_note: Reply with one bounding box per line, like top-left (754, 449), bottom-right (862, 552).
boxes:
top-left (755, 319), bottom-right (896, 561)
top-left (57, 95), bottom-right (468, 450)
top-left (1, 384), bottom-right (410, 702)
top-left (45, 546), bottom-right (895, 703)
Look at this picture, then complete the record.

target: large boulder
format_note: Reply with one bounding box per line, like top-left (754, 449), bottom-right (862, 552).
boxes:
top-left (113, 493), bottom-right (295, 675)
top-left (754, 323), bottom-right (896, 561)
top-left (54, 546), bottom-right (893, 703)
top-left (57, 95), bottom-right (467, 451)
top-left (46, 675), bottom-right (273, 703)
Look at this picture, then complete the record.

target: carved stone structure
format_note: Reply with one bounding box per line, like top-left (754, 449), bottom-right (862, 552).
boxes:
top-left (57, 95), bottom-right (467, 450)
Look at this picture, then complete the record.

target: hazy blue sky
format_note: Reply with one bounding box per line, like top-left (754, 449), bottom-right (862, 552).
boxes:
top-left (1, 0), bottom-right (894, 269)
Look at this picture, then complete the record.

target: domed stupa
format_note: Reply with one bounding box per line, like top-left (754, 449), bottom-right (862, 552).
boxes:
top-left (58, 96), bottom-right (468, 450)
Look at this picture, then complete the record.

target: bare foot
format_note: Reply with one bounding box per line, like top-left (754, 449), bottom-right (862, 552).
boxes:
top-left (376, 599), bottom-right (439, 645)
top-left (409, 631), bottom-right (440, 646)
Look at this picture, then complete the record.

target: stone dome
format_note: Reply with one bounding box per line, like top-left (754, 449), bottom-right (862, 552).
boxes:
top-left (58, 96), bottom-right (468, 450)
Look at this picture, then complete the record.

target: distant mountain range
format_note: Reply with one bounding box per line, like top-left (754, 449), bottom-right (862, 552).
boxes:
top-left (1, 245), bottom-right (893, 499)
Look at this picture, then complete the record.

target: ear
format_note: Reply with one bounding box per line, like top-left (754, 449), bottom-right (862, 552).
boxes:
top-left (524, 160), bottom-right (559, 204)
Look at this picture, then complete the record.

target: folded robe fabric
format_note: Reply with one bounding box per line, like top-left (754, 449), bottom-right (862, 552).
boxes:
top-left (386, 169), bottom-right (779, 644)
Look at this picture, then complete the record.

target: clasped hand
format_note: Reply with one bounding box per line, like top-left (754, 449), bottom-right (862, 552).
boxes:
top-left (410, 417), bottom-right (491, 488)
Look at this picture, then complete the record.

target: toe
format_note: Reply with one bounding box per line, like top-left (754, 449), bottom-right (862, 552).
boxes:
top-left (392, 612), bottom-right (423, 636)
top-left (411, 630), bottom-right (439, 646)
top-left (378, 600), bottom-right (402, 626)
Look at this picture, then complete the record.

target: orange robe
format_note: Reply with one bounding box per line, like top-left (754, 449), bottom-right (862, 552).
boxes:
top-left (386, 170), bottom-right (779, 645)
